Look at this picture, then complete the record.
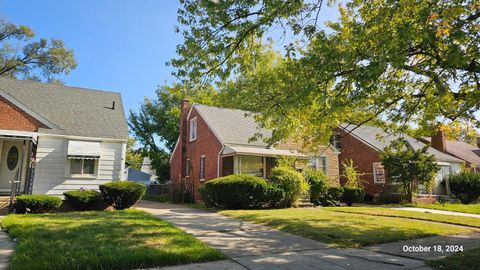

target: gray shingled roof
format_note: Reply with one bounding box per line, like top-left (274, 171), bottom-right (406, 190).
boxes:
top-left (342, 124), bottom-right (463, 163)
top-left (194, 104), bottom-right (271, 146)
top-left (0, 77), bottom-right (128, 139)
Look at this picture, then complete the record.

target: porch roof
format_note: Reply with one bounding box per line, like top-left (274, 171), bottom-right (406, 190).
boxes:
top-left (223, 144), bottom-right (306, 158)
top-left (0, 129), bottom-right (35, 140)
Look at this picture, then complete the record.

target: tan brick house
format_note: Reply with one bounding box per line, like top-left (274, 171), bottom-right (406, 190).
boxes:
top-left (169, 100), bottom-right (340, 201)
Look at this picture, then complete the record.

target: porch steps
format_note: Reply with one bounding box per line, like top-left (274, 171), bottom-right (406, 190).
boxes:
top-left (0, 197), bottom-right (10, 215)
top-left (297, 198), bottom-right (315, 208)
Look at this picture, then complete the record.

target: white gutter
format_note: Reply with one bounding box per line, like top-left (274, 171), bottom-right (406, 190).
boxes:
top-left (217, 144), bottom-right (225, 178)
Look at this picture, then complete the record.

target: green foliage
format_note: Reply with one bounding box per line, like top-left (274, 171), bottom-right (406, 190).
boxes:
top-left (125, 138), bottom-right (143, 170)
top-left (270, 166), bottom-right (309, 207)
top-left (173, 0), bottom-right (480, 148)
top-left (0, 19), bottom-right (76, 81)
top-left (14, 195), bottom-right (62, 214)
top-left (342, 187), bottom-right (365, 206)
top-left (63, 190), bottom-right (104, 211)
top-left (342, 159), bottom-right (364, 188)
top-left (325, 186), bottom-right (344, 206)
top-left (99, 181), bottom-right (146, 210)
top-left (448, 172), bottom-right (480, 204)
top-left (128, 83), bottom-right (219, 181)
top-left (380, 139), bottom-right (439, 202)
top-left (198, 174), bottom-right (284, 209)
top-left (305, 169), bottom-right (330, 205)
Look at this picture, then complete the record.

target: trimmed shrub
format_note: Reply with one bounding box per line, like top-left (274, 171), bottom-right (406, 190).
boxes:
top-left (449, 172), bottom-right (480, 204)
top-left (315, 186), bottom-right (343, 206)
top-left (63, 190), bottom-right (104, 210)
top-left (342, 187), bottom-right (365, 206)
top-left (270, 166), bottom-right (309, 207)
top-left (99, 181), bottom-right (146, 210)
top-left (199, 174), bottom-right (284, 209)
top-left (305, 169), bottom-right (330, 205)
top-left (15, 195), bottom-right (62, 214)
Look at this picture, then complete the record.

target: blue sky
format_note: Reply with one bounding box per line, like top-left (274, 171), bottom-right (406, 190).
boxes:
top-left (1, 1), bottom-right (340, 118)
top-left (1, 0), bottom-right (182, 116)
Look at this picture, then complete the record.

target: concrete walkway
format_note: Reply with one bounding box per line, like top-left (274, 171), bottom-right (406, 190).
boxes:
top-left (0, 230), bottom-right (14, 270)
top-left (137, 201), bottom-right (431, 270)
top-left (393, 207), bottom-right (480, 218)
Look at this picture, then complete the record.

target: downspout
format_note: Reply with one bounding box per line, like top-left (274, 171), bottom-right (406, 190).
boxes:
top-left (217, 145), bottom-right (225, 178)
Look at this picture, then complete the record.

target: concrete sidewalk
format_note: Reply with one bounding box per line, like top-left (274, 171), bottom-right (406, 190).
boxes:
top-left (0, 230), bottom-right (14, 270)
top-left (393, 207), bottom-right (480, 218)
top-left (137, 201), bottom-right (431, 270)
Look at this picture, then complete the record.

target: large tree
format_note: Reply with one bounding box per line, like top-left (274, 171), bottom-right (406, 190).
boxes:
top-left (128, 83), bottom-right (217, 181)
top-left (0, 20), bottom-right (76, 81)
top-left (172, 0), bottom-right (480, 147)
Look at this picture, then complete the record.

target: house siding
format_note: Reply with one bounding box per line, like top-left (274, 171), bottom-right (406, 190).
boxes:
top-left (33, 136), bottom-right (125, 196)
top-left (0, 96), bottom-right (47, 132)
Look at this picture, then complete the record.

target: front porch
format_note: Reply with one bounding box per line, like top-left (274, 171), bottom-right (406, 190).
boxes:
top-left (0, 129), bottom-right (37, 200)
top-left (220, 144), bottom-right (312, 179)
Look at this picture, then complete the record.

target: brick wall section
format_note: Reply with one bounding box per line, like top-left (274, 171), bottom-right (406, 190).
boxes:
top-left (189, 108), bottom-right (223, 201)
top-left (337, 128), bottom-right (388, 196)
top-left (0, 96), bottom-right (46, 131)
top-left (278, 139), bottom-right (340, 185)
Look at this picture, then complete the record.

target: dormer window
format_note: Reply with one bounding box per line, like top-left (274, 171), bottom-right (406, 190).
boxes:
top-left (189, 117), bottom-right (197, 141)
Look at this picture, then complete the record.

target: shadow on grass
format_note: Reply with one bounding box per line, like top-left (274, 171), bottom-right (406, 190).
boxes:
top-left (220, 209), bottom-right (471, 248)
top-left (2, 209), bottom-right (225, 270)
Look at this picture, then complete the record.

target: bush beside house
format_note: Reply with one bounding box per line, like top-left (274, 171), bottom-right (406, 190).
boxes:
top-left (63, 190), bottom-right (104, 211)
top-left (13, 181), bottom-right (146, 214)
top-left (199, 174), bottom-right (284, 209)
top-left (100, 181), bottom-right (146, 210)
top-left (449, 172), bottom-right (480, 204)
top-left (270, 166), bottom-right (309, 207)
top-left (15, 195), bottom-right (62, 214)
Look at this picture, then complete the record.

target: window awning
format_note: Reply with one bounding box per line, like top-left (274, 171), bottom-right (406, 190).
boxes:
top-left (223, 144), bottom-right (306, 157)
top-left (68, 140), bottom-right (101, 159)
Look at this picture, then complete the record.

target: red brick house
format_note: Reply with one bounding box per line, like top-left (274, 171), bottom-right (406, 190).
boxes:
top-left (337, 124), bottom-right (464, 197)
top-left (170, 100), bottom-right (340, 201)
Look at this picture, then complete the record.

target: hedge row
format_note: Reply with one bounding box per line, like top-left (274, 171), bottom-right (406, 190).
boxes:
top-left (14, 181), bottom-right (146, 214)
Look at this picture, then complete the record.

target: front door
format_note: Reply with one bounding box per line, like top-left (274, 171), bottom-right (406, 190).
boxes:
top-left (0, 141), bottom-right (23, 190)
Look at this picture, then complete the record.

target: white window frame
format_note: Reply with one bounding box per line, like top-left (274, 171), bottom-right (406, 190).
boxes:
top-left (308, 156), bottom-right (328, 174)
top-left (199, 155), bottom-right (206, 181)
top-left (373, 162), bottom-right (385, 184)
top-left (233, 155), bottom-right (266, 178)
top-left (189, 117), bottom-right (197, 142)
top-left (68, 158), bottom-right (98, 179)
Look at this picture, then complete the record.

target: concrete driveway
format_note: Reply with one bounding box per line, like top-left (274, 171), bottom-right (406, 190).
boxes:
top-left (136, 201), bottom-right (430, 270)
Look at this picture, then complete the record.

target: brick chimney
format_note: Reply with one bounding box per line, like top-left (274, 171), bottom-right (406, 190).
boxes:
top-left (179, 99), bottom-right (189, 178)
top-left (431, 130), bottom-right (446, 152)
top-left (477, 137), bottom-right (480, 148)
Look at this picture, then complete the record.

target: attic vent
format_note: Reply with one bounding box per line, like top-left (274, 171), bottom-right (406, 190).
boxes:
top-left (105, 100), bottom-right (116, 110)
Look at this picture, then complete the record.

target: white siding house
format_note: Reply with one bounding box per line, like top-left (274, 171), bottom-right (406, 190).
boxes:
top-left (0, 78), bottom-right (128, 197)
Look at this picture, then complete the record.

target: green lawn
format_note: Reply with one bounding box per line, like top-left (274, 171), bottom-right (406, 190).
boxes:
top-left (325, 207), bottom-right (480, 228)
top-left (219, 208), bottom-right (474, 248)
top-left (408, 203), bottom-right (480, 215)
top-left (2, 209), bottom-right (224, 270)
top-left (427, 247), bottom-right (480, 270)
